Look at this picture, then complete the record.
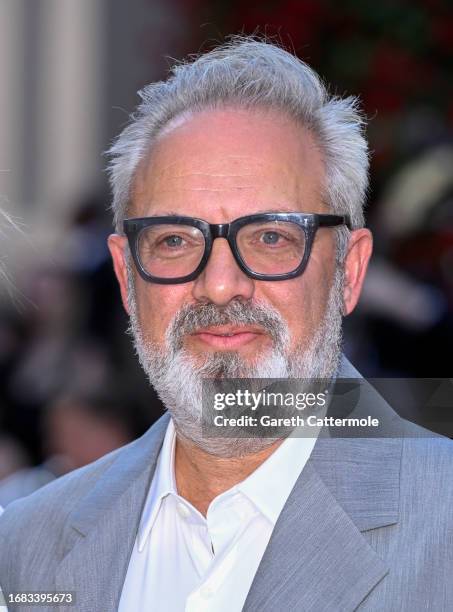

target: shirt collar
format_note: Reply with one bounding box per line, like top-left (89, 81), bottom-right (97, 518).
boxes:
top-left (137, 418), bottom-right (177, 552)
top-left (236, 429), bottom-right (319, 525)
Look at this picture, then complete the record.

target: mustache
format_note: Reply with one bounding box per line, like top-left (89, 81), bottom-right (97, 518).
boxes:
top-left (165, 300), bottom-right (290, 351)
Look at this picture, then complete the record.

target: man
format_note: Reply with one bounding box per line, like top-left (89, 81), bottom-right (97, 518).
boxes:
top-left (1, 37), bottom-right (453, 612)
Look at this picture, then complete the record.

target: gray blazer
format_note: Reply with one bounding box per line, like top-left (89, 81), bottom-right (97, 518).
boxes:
top-left (1, 357), bottom-right (453, 611)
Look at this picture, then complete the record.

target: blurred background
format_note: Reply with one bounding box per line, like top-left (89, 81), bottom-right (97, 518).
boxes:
top-left (1, 0), bottom-right (452, 505)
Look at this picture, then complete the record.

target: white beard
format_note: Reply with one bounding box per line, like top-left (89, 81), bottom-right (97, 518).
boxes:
top-left (127, 262), bottom-right (344, 457)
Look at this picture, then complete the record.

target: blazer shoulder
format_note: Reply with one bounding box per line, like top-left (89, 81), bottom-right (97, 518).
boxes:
top-left (0, 413), bottom-right (169, 537)
top-left (0, 440), bottom-right (129, 538)
top-left (0, 442), bottom-right (129, 588)
top-left (0, 414), bottom-right (169, 589)
top-left (401, 431), bottom-right (453, 503)
top-left (402, 431), bottom-right (453, 467)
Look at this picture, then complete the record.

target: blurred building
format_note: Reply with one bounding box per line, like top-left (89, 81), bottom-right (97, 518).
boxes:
top-left (0, 0), bottom-right (188, 244)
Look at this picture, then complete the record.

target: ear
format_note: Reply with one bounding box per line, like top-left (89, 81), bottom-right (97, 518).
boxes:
top-left (343, 228), bottom-right (373, 316)
top-left (108, 234), bottom-right (131, 315)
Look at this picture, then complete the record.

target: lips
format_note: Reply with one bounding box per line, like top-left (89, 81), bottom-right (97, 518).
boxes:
top-left (190, 325), bottom-right (263, 349)
top-left (192, 325), bottom-right (263, 335)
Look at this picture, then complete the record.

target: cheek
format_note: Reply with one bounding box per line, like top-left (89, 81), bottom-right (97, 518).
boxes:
top-left (135, 284), bottom-right (191, 343)
top-left (256, 273), bottom-right (332, 346)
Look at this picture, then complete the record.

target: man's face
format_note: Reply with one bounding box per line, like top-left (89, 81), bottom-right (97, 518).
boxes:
top-left (124, 108), bottom-right (335, 360)
top-left (109, 107), bottom-right (372, 454)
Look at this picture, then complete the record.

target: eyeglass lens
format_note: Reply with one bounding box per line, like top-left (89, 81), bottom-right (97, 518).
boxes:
top-left (236, 220), bottom-right (306, 275)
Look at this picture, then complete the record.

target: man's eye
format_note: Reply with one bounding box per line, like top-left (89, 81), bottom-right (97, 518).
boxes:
top-left (260, 231), bottom-right (283, 245)
top-left (163, 235), bottom-right (184, 247)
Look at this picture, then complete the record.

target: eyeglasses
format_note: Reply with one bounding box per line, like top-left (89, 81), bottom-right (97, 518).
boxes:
top-left (123, 212), bottom-right (351, 284)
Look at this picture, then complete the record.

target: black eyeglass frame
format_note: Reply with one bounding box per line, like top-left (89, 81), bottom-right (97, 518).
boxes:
top-left (123, 212), bottom-right (352, 284)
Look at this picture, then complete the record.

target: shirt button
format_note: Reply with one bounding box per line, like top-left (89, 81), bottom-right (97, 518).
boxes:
top-left (200, 585), bottom-right (214, 599)
top-left (177, 502), bottom-right (191, 519)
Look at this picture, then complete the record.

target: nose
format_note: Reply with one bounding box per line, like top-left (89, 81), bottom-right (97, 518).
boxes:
top-left (191, 238), bottom-right (255, 306)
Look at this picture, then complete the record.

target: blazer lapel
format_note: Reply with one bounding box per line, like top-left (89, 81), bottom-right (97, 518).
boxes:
top-left (242, 459), bottom-right (392, 612)
top-left (55, 414), bottom-right (170, 612)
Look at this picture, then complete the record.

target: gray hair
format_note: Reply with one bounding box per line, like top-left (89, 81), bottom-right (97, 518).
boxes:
top-left (107, 36), bottom-right (369, 260)
top-left (0, 208), bottom-right (21, 296)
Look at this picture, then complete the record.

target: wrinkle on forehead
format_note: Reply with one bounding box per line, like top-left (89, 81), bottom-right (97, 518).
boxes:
top-left (157, 154), bottom-right (256, 174)
top-left (135, 162), bottom-right (309, 209)
top-left (137, 154), bottom-right (307, 192)
top-left (149, 154), bottom-right (270, 182)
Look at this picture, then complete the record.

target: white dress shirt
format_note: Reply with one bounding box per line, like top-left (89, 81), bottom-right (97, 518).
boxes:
top-left (119, 418), bottom-right (321, 612)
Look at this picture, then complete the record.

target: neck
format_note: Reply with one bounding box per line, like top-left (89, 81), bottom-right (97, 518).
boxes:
top-left (174, 435), bottom-right (284, 516)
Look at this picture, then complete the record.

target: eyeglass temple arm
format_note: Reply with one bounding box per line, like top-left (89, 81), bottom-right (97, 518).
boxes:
top-left (318, 215), bottom-right (352, 230)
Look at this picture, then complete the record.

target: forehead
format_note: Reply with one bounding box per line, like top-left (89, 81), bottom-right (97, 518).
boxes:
top-left (131, 107), bottom-right (326, 219)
